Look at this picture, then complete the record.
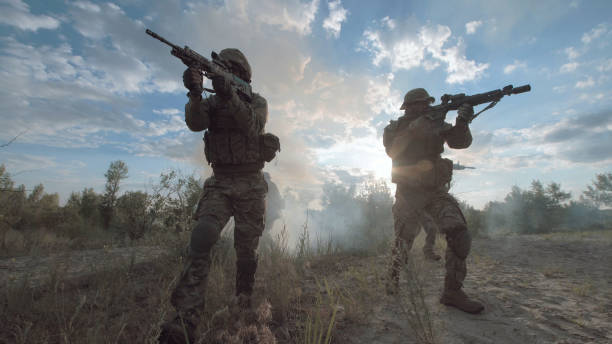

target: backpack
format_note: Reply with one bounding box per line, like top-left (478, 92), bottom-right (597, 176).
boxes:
top-left (260, 133), bottom-right (281, 162)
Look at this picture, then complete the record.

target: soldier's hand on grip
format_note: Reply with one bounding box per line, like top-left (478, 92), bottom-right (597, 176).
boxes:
top-left (183, 67), bottom-right (203, 96)
top-left (212, 75), bottom-right (232, 99)
top-left (457, 103), bottom-right (474, 123)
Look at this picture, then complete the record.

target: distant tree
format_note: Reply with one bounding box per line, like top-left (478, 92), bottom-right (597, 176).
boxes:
top-left (100, 160), bottom-right (128, 229)
top-left (116, 191), bottom-right (152, 240)
top-left (357, 178), bottom-right (394, 251)
top-left (582, 172), bottom-right (612, 208)
top-left (482, 181), bottom-right (573, 234)
top-left (151, 170), bottom-right (202, 233)
top-left (80, 188), bottom-right (101, 222)
top-left (459, 200), bottom-right (485, 237)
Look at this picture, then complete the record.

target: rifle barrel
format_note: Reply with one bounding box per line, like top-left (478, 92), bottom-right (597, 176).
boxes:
top-left (513, 84), bottom-right (531, 94)
top-left (145, 29), bottom-right (180, 50)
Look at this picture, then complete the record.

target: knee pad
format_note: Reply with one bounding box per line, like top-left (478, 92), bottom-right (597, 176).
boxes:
top-left (190, 216), bottom-right (221, 255)
top-left (448, 226), bottom-right (471, 260)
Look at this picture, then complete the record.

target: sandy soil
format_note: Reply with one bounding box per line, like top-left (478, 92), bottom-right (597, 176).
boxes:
top-left (332, 233), bottom-right (612, 344)
top-left (1, 233), bottom-right (610, 343)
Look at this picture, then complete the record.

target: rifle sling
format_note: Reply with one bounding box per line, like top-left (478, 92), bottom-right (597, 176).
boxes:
top-left (470, 100), bottom-right (498, 123)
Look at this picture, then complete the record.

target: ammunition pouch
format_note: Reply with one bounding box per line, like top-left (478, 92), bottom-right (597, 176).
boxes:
top-left (392, 158), bottom-right (453, 189)
top-left (260, 133), bottom-right (280, 162)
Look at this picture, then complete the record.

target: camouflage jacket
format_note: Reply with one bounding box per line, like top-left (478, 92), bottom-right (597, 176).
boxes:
top-left (383, 110), bottom-right (472, 187)
top-left (185, 91), bottom-right (268, 173)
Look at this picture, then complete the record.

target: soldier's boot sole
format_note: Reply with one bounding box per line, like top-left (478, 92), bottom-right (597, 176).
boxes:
top-left (440, 290), bottom-right (484, 314)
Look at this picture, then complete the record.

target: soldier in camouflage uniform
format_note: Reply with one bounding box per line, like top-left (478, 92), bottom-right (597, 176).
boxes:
top-left (160, 49), bottom-right (273, 343)
top-left (263, 172), bottom-right (284, 234)
top-left (420, 212), bottom-right (441, 261)
top-left (383, 88), bottom-right (484, 314)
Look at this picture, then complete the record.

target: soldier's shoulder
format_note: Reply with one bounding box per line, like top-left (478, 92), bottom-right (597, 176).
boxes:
top-left (252, 93), bottom-right (267, 107)
top-left (384, 119), bottom-right (399, 131)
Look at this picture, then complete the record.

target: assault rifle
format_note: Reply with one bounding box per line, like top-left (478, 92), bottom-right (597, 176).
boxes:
top-left (427, 84), bottom-right (531, 122)
top-left (453, 162), bottom-right (475, 170)
top-left (145, 29), bottom-right (252, 101)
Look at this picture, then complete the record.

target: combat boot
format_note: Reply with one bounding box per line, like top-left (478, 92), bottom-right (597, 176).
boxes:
top-left (158, 316), bottom-right (196, 344)
top-left (440, 289), bottom-right (484, 314)
top-left (235, 258), bottom-right (257, 308)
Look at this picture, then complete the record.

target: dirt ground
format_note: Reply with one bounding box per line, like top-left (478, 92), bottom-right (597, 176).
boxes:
top-left (0, 246), bottom-right (170, 289)
top-left (331, 232), bottom-right (612, 344)
top-left (1, 232), bottom-right (611, 343)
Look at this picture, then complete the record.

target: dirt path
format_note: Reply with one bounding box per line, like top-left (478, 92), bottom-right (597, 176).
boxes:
top-left (332, 234), bottom-right (612, 344)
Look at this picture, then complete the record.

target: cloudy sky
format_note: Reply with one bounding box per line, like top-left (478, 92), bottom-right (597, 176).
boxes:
top-left (1, 0), bottom-right (611, 213)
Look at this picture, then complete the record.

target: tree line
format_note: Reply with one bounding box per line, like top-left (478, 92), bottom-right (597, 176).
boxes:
top-left (1, 160), bottom-right (611, 253)
top-left (461, 174), bottom-right (612, 236)
top-left (0, 161), bottom-right (202, 251)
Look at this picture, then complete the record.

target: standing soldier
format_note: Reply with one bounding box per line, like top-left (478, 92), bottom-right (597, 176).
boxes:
top-left (262, 172), bottom-right (284, 242)
top-left (383, 88), bottom-right (484, 314)
top-left (420, 212), bottom-right (441, 261)
top-left (159, 49), bottom-right (279, 343)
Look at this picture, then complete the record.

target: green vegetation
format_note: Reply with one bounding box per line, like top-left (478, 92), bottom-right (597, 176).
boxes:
top-left (461, 176), bottom-right (612, 236)
top-left (0, 162), bottom-right (202, 257)
top-left (1, 161), bottom-right (611, 343)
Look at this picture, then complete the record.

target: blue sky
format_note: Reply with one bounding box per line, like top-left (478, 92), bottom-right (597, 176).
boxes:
top-left (1, 0), bottom-right (611, 214)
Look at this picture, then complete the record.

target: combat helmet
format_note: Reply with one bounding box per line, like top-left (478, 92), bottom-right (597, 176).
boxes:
top-left (218, 48), bottom-right (252, 82)
top-left (400, 88), bottom-right (434, 110)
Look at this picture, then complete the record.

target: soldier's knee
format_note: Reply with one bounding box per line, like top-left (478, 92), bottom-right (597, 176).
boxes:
top-left (447, 226), bottom-right (471, 260)
top-left (190, 216), bottom-right (221, 254)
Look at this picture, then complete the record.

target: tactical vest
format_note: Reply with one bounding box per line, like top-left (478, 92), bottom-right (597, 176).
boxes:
top-left (384, 115), bottom-right (452, 188)
top-left (204, 95), bottom-right (263, 171)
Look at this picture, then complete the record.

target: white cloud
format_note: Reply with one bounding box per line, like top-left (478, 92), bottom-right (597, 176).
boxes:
top-left (465, 20), bottom-right (482, 34)
top-left (359, 29), bottom-right (390, 66)
top-left (597, 59), bottom-right (612, 72)
top-left (253, 0), bottom-right (320, 35)
top-left (456, 110), bottom-right (612, 172)
top-left (434, 37), bottom-right (489, 84)
top-left (560, 62), bottom-right (579, 73)
top-left (391, 39), bottom-right (424, 70)
top-left (381, 16), bottom-right (395, 30)
top-left (360, 23), bottom-right (488, 84)
top-left (153, 108), bottom-right (182, 116)
top-left (503, 60), bottom-right (527, 74)
top-left (575, 76), bottom-right (594, 89)
top-left (581, 23), bottom-right (608, 44)
top-left (322, 0), bottom-right (348, 38)
top-left (564, 46), bottom-right (580, 60)
top-left (0, 0), bottom-right (60, 31)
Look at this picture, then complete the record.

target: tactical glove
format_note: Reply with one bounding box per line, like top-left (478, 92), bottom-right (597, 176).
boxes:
top-left (212, 75), bottom-right (232, 99)
top-left (183, 67), bottom-right (203, 97)
top-left (457, 103), bottom-right (474, 123)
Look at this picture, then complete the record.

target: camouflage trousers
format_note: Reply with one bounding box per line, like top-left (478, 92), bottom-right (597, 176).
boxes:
top-left (170, 171), bottom-right (267, 324)
top-left (420, 212), bottom-right (438, 254)
top-left (389, 184), bottom-right (470, 291)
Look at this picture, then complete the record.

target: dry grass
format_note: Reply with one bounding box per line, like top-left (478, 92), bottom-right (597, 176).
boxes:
top-left (397, 249), bottom-right (440, 344)
top-left (0, 224), bottom-right (363, 343)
